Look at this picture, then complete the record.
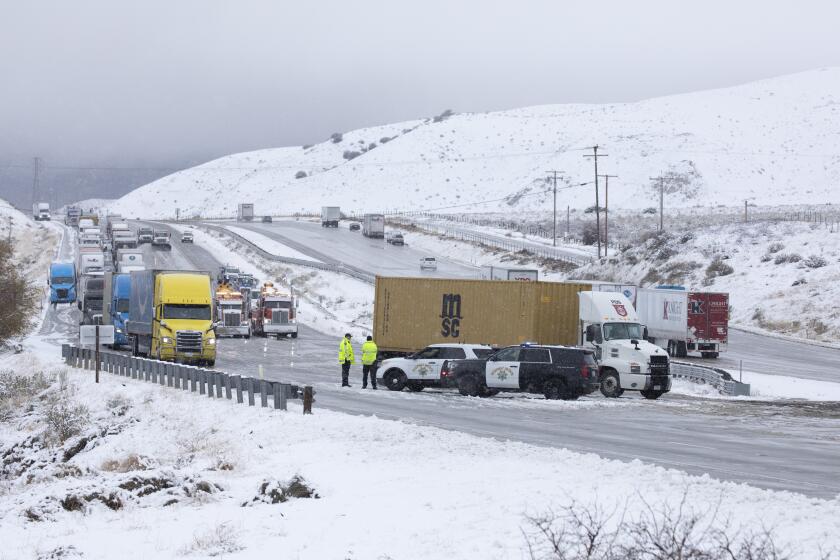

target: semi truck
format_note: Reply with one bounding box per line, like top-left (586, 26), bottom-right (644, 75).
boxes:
top-left (65, 206), bottom-right (82, 227)
top-left (215, 283), bottom-right (251, 338)
top-left (237, 203), bottom-right (254, 222)
top-left (78, 248), bottom-right (105, 276)
top-left (114, 249), bottom-right (144, 273)
top-left (78, 276), bottom-right (104, 325)
top-left (152, 230), bottom-right (171, 250)
top-left (32, 202), bottom-right (50, 221)
top-left (480, 266), bottom-right (539, 282)
top-left (321, 206), bottom-right (340, 227)
top-left (373, 277), bottom-right (670, 399)
top-left (636, 287), bottom-right (729, 359)
top-left (125, 270), bottom-right (217, 365)
top-left (103, 272), bottom-right (131, 347)
top-left (362, 213), bottom-right (385, 238)
top-left (251, 282), bottom-right (298, 338)
top-left (49, 262), bottom-right (77, 305)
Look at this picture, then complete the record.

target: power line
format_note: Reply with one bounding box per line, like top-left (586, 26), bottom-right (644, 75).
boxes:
top-left (584, 146), bottom-right (607, 259)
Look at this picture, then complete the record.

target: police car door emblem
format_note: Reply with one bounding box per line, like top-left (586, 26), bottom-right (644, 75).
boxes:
top-left (413, 363), bottom-right (433, 377)
top-left (492, 367), bottom-right (512, 381)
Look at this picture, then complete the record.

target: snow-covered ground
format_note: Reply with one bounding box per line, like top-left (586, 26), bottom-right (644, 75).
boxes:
top-left (108, 68), bottom-right (840, 219)
top-left (671, 369), bottom-right (840, 401)
top-left (223, 225), bottom-right (322, 262)
top-left (2, 350), bottom-right (840, 560)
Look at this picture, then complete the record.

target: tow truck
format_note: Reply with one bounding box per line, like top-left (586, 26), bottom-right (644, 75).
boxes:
top-left (251, 282), bottom-right (298, 338)
top-left (215, 282), bottom-right (251, 338)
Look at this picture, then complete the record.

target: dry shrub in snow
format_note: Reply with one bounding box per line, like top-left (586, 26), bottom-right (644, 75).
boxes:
top-left (182, 523), bottom-right (244, 557)
top-left (101, 453), bottom-right (151, 473)
top-left (105, 394), bottom-right (132, 417)
top-left (773, 253), bottom-right (802, 265)
top-left (767, 242), bottom-right (785, 254)
top-left (803, 255), bottom-right (827, 268)
top-left (0, 370), bottom-right (51, 421)
top-left (521, 493), bottom-right (824, 560)
top-left (245, 475), bottom-right (319, 506)
top-left (43, 397), bottom-right (89, 445)
top-left (705, 257), bottom-right (734, 281)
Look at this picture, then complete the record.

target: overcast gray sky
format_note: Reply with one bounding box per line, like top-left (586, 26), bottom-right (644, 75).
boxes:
top-left (2, 0), bottom-right (839, 206)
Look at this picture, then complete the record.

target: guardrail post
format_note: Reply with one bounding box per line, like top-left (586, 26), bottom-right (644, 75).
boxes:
top-left (166, 364), bottom-right (174, 387)
top-left (223, 374), bottom-right (231, 399)
top-left (147, 360), bottom-right (154, 383)
top-left (260, 380), bottom-right (268, 407)
top-left (190, 368), bottom-right (197, 392)
top-left (233, 375), bottom-right (243, 403)
top-left (82, 349), bottom-right (89, 370)
top-left (199, 370), bottom-right (206, 395)
top-left (272, 383), bottom-right (282, 410)
top-left (142, 358), bottom-right (149, 381)
top-left (207, 371), bottom-right (215, 398)
top-left (214, 373), bottom-right (224, 399)
top-left (303, 386), bottom-right (313, 414)
top-left (246, 378), bottom-right (255, 406)
top-left (158, 362), bottom-right (166, 386)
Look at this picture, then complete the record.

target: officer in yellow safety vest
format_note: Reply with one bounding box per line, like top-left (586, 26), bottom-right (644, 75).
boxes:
top-left (338, 333), bottom-right (355, 387)
top-left (361, 335), bottom-right (378, 390)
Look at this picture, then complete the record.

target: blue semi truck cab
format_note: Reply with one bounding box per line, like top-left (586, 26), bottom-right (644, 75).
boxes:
top-left (49, 262), bottom-right (77, 305)
top-left (106, 273), bottom-right (132, 347)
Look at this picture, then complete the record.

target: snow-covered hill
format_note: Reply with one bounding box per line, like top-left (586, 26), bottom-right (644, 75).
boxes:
top-left (110, 68), bottom-right (840, 219)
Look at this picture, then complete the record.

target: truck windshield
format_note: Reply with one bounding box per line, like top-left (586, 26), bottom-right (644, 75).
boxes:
top-left (115, 298), bottom-right (130, 313)
top-left (163, 304), bottom-right (211, 320)
top-left (51, 276), bottom-right (74, 284)
top-left (603, 323), bottom-right (643, 341)
top-left (265, 301), bottom-right (291, 309)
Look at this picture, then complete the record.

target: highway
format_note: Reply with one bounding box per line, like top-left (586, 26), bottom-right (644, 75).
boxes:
top-left (112, 221), bottom-right (840, 499)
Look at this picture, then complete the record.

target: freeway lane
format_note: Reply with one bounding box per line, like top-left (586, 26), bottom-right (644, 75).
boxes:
top-left (231, 219), bottom-right (480, 279)
top-left (143, 221), bottom-right (840, 498)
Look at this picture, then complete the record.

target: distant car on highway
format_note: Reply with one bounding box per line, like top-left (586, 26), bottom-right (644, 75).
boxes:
top-left (420, 257), bottom-right (437, 271)
top-left (261, 215), bottom-right (273, 223)
top-left (181, 231), bottom-right (194, 243)
top-left (349, 222), bottom-right (361, 231)
top-left (386, 232), bottom-right (404, 246)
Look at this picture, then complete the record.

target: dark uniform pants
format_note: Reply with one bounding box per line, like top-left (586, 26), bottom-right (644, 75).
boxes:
top-left (362, 364), bottom-right (377, 388)
top-left (341, 361), bottom-right (351, 386)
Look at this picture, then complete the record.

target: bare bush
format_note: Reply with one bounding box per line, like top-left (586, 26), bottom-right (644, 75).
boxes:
top-left (706, 257), bottom-right (734, 280)
top-left (43, 398), bottom-right (90, 444)
top-left (294, 170), bottom-right (307, 179)
top-left (642, 207), bottom-right (657, 215)
top-left (182, 523), bottom-right (244, 557)
top-left (329, 132), bottom-right (343, 143)
top-left (773, 253), bottom-right (802, 265)
top-left (803, 255), bottom-right (827, 268)
top-left (522, 494), bottom-right (799, 560)
top-left (343, 150), bottom-right (361, 160)
top-left (0, 370), bottom-right (52, 421)
top-left (106, 395), bottom-right (132, 417)
top-left (767, 242), bottom-right (784, 254)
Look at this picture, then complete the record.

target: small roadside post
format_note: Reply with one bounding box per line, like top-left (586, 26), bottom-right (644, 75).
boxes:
top-left (79, 325), bottom-right (115, 384)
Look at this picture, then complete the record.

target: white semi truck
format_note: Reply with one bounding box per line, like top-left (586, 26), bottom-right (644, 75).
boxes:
top-left (32, 202), bottom-right (51, 221)
top-left (362, 213), bottom-right (385, 238)
top-left (321, 206), bottom-right (341, 227)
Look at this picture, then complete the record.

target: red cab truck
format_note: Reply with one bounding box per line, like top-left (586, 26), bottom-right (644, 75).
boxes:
top-left (636, 287), bottom-right (729, 359)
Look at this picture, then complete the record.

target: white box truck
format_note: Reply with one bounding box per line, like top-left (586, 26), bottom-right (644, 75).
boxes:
top-left (321, 206), bottom-right (341, 227)
top-left (32, 202), bottom-right (51, 221)
top-left (362, 213), bottom-right (385, 238)
top-left (237, 203), bottom-right (254, 222)
top-left (480, 266), bottom-right (538, 281)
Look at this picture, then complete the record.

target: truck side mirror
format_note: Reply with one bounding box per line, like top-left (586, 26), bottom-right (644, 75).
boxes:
top-left (642, 327), bottom-right (649, 341)
top-left (585, 325), bottom-right (595, 342)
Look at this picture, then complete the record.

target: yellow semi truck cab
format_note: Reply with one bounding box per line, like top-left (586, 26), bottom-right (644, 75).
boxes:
top-left (126, 270), bottom-right (217, 366)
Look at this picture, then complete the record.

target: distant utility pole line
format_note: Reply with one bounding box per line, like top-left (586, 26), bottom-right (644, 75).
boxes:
top-left (584, 146), bottom-right (607, 258)
top-left (650, 174), bottom-right (665, 231)
top-left (546, 170), bottom-right (564, 247)
top-left (598, 174), bottom-right (618, 257)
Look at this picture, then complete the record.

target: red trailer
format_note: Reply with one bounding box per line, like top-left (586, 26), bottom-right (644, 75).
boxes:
top-left (637, 288), bottom-right (729, 358)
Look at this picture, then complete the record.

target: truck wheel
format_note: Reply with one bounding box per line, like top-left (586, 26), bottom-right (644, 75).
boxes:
top-left (406, 381), bottom-right (424, 392)
top-left (291, 332), bottom-right (298, 339)
top-left (207, 360), bottom-right (215, 367)
top-left (383, 369), bottom-right (406, 391)
top-left (640, 390), bottom-right (664, 400)
top-left (599, 372), bottom-right (622, 398)
top-left (667, 340), bottom-right (676, 357)
top-left (676, 341), bottom-right (688, 358)
top-left (457, 375), bottom-right (480, 397)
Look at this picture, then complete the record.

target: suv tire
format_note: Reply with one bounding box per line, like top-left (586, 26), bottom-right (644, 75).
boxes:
top-left (640, 390), bottom-right (665, 400)
top-left (383, 369), bottom-right (406, 391)
top-left (457, 374), bottom-right (480, 397)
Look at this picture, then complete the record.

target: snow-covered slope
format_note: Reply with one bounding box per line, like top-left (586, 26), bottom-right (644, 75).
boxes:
top-left (110, 68), bottom-right (840, 219)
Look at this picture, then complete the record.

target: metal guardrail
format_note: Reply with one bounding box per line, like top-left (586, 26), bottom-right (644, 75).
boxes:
top-left (670, 361), bottom-right (751, 397)
top-left (195, 223), bottom-right (376, 285)
top-left (61, 344), bottom-right (314, 412)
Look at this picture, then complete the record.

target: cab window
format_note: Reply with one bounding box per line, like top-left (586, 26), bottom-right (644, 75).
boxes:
top-left (521, 348), bottom-right (551, 363)
top-left (473, 349), bottom-right (495, 359)
top-left (492, 347), bottom-right (521, 361)
top-left (414, 347), bottom-right (441, 359)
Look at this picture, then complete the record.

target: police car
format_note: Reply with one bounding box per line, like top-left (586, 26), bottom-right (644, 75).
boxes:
top-left (379, 344), bottom-right (495, 392)
top-left (441, 343), bottom-right (600, 400)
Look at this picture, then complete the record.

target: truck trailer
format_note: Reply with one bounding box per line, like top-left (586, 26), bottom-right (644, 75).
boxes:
top-left (125, 270), bottom-right (217, 365)
top-left (321, 206), bottom-right (341, 227)
top-left (480, 266), bottom-right (539, 282)
top-left (373, 277), bottom-right (670, 399)
top-left (362, 213), bottom-right (385, 238)
top-left (237, 203), bottom-right (254, 222)
top-left (636, 287), bottom-right (729, 358)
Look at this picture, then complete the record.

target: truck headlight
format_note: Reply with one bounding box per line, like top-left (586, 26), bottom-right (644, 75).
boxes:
top-left (161, 336), bottom-right (172, 344)
top-left (206, 338), bottom-right (216, 346)
top-left (115, 328), bottom-right (123, 334)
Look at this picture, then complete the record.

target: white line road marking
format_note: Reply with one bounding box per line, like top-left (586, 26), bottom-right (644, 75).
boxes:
top-left (667, 441), bottom-right (718, 451)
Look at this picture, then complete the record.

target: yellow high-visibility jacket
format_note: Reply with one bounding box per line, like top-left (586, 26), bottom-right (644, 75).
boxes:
top-left (339, 338), bottom-right (355, 364)
top-left (361, 341), bottom-right (378, 366)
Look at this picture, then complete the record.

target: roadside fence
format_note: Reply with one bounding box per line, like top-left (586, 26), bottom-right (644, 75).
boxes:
top-left (61, 345), bottom-right (314, 413)
top-left (670, 361), bottom-right (750, 397)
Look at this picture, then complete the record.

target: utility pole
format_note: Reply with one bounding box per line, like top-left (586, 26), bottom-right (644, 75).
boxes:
top-left (546, 170), bottom-right (564, 247)
top-left (650, 175), bottom-right (665, 231)
top-left (32, 157), bottom-right (41, 207)
top-left (566, 205), bottom-right (570, 238)
top-left (584, 146), bottom-right (607, 258)
top-left (598, 174), bottom-right (618, 257)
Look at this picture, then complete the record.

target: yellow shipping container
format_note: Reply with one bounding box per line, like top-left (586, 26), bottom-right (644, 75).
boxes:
top-left (373, 277), bottom-right (592, 353)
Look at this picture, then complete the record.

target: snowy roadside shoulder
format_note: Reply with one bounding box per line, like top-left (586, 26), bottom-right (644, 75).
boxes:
top-left (1, 351), bottom-right (839, 560)
top-left (670, 368), bottom-right (840, 401)
top-left (168, 223), bottom-right (373, 337)
top-left (223, 225), bottom-right (322, 263)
